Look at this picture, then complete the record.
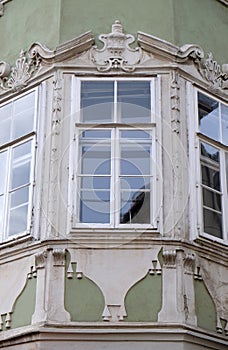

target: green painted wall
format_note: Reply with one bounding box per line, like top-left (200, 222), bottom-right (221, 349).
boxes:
top-left (65, 258), bottom-right (105, 322)
top-left (0, 0), bottom-right (227, 65)
top-left (0, 0), bottom-right (61, 64)
top-left (173, 0), bottom-right (228, 64)
top-left (124, 272), bottom-right (162, 322)
top-left (10, 275), bottom-right (36, 329)
top-left (59, 0), bottom-right (174, 46)
top-left (194, 279), bottom-right (217, 333)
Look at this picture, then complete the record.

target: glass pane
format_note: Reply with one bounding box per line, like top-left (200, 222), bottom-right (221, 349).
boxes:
top-left (0, 103), bottom-right (12, 145)
top-left (8, 204), bottom-right (28, 236)
top-left (120, 190), bottom-right (150, 224)
top-left (0, 120), bottom-right (11, 145)
top-left (0, 195), bottom-right (4, 234)
top-left (13, 92), bottom-right (35, 113)
top-left (221, 104), bottom-right (228, 146)
top-left (81, 176), bottom-right (110, 190)
top-left (117, 81), bottom-right (151, 123)
top-left (198, 92), bottom-right (219, 141)
top-left (81, 130), bottom-right (111, 139)
top-left (80, 190), bottom-right (110, 223)
top-left (200, 142), bottom-right (220, 163)
top-left (121, 130), bottom-right (151, 139)
top-left (120, 176), bottom-right (150, 190)
top-left (0, 151), bottom-right (7, 195)
top-left (80, 145), bottom-right (111, 175)
top-left (12, 107), bottom-right (35, 139)
top-left (10, 141), bottom-right (32, 189)
top-left (121, 145), bottom-right (151, 175)
top-left (201, 165), bottom-right (220, 191)
top-left (9, 186), bottom-right (29, 208)
top-left (226, 153), bottom-right (228, 193)
top-left (203, 208), bottom-right (222, 238)
top-left (81, 81), bottom-right (114, 123)
top-left (202, 188), bottom-right (221, 211)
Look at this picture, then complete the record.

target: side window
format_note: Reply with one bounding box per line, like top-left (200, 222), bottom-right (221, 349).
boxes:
top-left (73, 79), bottom-right (158, 228)
top-left (0, 91), bottom-right (36, 241)
top-left (197, 92), bottom-right (228, 240)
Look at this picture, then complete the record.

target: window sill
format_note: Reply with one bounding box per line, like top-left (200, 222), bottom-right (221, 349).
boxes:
top-left (69, 228), bottom-right (161, 248)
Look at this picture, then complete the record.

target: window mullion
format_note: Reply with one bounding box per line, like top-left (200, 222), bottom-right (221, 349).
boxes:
top-left (112, 128), bottom-right (119, 227)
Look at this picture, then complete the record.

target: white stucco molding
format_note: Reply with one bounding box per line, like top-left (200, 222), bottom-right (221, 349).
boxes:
top-left (0, 21), bottom-right (227, 95)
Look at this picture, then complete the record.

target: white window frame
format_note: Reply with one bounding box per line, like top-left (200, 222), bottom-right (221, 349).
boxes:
top-left (188, 83), bottom-right (228, 244)
top-left (70, 76), bottom-right (161, 231)
top-left (0, 89), bottom-right (38, 242)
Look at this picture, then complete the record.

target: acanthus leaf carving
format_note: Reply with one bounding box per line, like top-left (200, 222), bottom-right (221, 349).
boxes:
top-left (90, 20), bottom-right (142, 72)
top-left (0, 49), bottom-right (41, 93)
top-left (195, 52), bottom-right (228, 90)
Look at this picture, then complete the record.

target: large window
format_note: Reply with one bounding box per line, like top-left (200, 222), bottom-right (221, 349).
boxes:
top-left (72, 78), bottom-right (159, 228)
top-left (197, 92), bottom-right (228, 240)
top-left (0, 91), bottom-right (36, 241)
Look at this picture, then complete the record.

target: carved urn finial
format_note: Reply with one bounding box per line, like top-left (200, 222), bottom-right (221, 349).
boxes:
top-left (111, 20), bottom-right (123, 33)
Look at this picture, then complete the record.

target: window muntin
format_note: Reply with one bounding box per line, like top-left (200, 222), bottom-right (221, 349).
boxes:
top-left (197, 92), bottom-right (228, 240)
top-left (0, 91), bottom-right (36, 241)
top-left (74, 79), bottom-right (157, 228)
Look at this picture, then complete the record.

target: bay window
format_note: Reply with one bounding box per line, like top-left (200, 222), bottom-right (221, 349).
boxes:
top-left (72, 78), bottom-right (159, 228)
top-left (0, 91), bottom-right (36, 241)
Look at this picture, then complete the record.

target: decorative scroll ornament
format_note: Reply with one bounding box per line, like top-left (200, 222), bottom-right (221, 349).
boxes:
top-left (91, 20), bottom-right (142, 72)
top-left (198, 53), bottom-right (228, 89)
top-left (0, 49), bottom-right (41, 92)
top-left (162, 249), bottom-right (177, 268)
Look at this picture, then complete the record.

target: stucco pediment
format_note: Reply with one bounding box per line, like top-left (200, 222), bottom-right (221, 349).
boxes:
top-left (0, 20), bottom-right (227, 96)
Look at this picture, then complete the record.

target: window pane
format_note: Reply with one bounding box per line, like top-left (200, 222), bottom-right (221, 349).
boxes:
top-left (12, 107), bottom-right (35, 139)
top-left (81, 81), bottom-right (114, 123)
top-left (8, 187), bottom-right (29, 236)
top-left (203, 208), bottom-right (222, 238)
top-left (202, 188), bottom-right (221, 212)
top-left (80, 190), bottom-right (110, 223)
top-left (198, 92), bottom-right (219, 141)
top-left (200, 142), bottom-right (220, 163)
top-left (10, 141), bottom-right (32, 189)
top-left (226, 153), bottom-right (228, 193)
top-left (121, 145), bottom-right (151, 175)
top-left (81, 176), bottom-right (110, 190)
top-left (201, 165), bottom-right (220, 191)
top-left (0, 195), bottom-right (4, 233)
top-left (221, 104), bottom-right (228, 146)
top-left (120, 130), bottom-right (151, 139)
top-left (81, 130), bottom-right (111, 139)
top-left (0, 151), bottom-right (8, 195)
top-left (80, 145), bottom-right (111, 175)
top-left (117, 81), bottom-right (151, 123)
top-left (120, 190), bottom-right (150, 224)
top-left (8, 204), bottom-right (28, 236)
top-left (9, 186), bottom-right (29, 208)
top-left (120, 176), bottom-right (150, 190)
top-left (13, 92), bottom-right (35, 113)
top-left (0, 103), bottom-right (11, 145)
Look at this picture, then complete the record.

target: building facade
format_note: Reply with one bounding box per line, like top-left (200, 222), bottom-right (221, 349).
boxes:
top-left (0, 1), bottom-right (227, 349)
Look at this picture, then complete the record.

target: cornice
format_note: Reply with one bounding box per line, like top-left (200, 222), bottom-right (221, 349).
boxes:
top-left (0, 20), bottom-right (227, 97)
